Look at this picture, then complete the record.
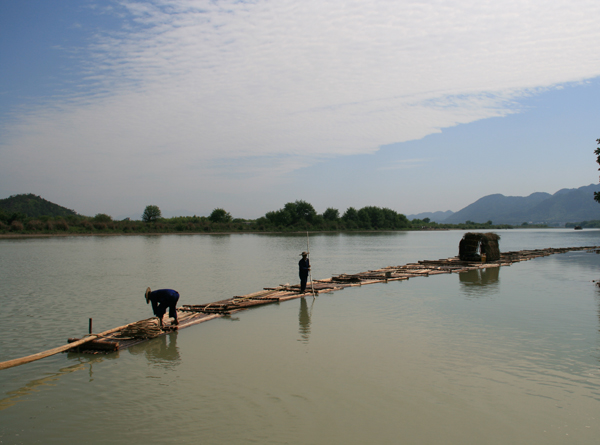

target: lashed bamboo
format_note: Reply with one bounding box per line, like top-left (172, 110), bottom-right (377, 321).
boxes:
top-left (0, 320), bottom-right (149, 371)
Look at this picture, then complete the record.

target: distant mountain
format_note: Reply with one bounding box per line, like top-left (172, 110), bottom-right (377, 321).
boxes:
top-left (0, 194), bottom-right (78, 218)
top-left (443, 184), bottom-right (600, 225)
top-left (444, 192), bottom-right (551, 224)
top-left (525, 184), bottom-right (600, 224)
top-left (406, 210), bottom-right (454, 223)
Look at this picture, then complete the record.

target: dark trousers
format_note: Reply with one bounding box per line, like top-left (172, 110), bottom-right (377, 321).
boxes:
top-left (300, 274), bottom-right (308, 292)
top-left (157, 301), bottom-right (178, 318)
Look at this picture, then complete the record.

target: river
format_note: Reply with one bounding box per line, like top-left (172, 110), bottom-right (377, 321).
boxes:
top-left (1, 229), bottom-right (600, 444)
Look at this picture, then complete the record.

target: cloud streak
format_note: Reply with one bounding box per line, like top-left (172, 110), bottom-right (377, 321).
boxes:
top-left (2, 0), bottom-right (600, 215)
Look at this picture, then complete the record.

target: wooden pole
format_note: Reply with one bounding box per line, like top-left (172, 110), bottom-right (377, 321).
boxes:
top-left (307, 231), bottom-right (316, 298)
top-left (0, 319), bottom-right (152, 371)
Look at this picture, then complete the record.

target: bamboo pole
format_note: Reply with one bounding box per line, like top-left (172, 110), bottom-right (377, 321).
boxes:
top-left (307, 231), bottom-right (316, 297)
top-left (0, 319), bottom-right (153, 371)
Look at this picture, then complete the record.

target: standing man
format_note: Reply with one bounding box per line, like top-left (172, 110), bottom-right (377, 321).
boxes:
top-left (145, 287), bottom-right (180, 327)
top-left (298, 251), bottom-right (311, 293)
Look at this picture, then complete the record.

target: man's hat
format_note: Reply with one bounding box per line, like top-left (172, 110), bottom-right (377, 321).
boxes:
top-left (145, 287), bottom-right (151, 304)
top-left (300, 251), bottom-right (308, 256)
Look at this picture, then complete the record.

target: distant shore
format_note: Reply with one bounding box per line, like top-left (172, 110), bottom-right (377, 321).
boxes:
top-left (0, 228), bottom-right (465, 239)
top-left (8, 227), bottom-right (583, 241)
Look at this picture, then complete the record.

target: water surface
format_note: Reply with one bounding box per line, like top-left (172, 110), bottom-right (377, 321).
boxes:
top-left (1, 229), bottom-right (600, 444)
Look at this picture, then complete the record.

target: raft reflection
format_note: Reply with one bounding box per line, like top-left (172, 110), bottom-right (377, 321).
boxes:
top-left (458, 266), bottom-right (500, 297)
top-left (0, 356), bottom-right (104, 411)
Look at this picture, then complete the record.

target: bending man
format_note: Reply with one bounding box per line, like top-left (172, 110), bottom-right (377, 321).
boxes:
top-left (145, 287), bottom-right (180, 327)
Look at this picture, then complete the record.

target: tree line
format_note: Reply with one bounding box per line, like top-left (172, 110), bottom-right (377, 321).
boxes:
top-left (0, 199), bottom-right (518, 235)
top-left (258, 200), bottom-right (410, 230)
top-left (5, 136), bottom-right (600, 235)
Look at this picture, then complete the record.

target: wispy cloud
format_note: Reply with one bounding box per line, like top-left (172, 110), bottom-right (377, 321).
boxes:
top-left (378, 158), bottom-right (430, 171)
top-left (2, 0), bottom-right (600, 215)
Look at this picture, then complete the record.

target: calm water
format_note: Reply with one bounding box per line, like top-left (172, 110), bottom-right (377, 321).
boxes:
top-left (1, 229), bottom-right (600, 444)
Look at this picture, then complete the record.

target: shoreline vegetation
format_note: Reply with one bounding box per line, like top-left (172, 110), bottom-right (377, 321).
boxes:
top-left (0, 216), bottom-right (524, 237)
top-left (0, 194), bottom-right (564, 237)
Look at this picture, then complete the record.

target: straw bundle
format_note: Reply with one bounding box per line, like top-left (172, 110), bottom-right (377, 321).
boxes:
top-left (459, 232), bottom-right (501, 261)
top-left (116, 319), bottom-right (163, 339)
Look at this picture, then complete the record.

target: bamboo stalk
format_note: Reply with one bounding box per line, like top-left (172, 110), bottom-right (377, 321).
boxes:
top-left (307, 231), bottom-right (316, 297)
top-left (0, 318), bottom-right (154, 371)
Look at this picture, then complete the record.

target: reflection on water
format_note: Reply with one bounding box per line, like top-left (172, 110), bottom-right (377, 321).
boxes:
top-left (65, 352), bottom-right (116, 383)
top-left (128, 332), bottom-right (181, 367)
top-left (298, 297), bottom-right (314, 343)
top-left (458, 266), bottom-right (500, 297)
top-left (0, 357), bottom-right (104, 411)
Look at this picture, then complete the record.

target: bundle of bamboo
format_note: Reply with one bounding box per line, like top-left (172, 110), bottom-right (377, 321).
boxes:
top-left (115, 319), bottom-right (164, 339)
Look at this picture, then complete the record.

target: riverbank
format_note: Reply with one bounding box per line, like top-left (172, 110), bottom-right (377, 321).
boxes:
top-left (0, 205), bottom-right (520, 236)
top-left (0, 228), bottom-right (454, 239)
top-left (1, 225), bottom-right (557, 239)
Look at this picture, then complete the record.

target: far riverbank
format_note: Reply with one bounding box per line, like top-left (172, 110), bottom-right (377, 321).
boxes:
top-left (2, 226), bottom-right (542, 240)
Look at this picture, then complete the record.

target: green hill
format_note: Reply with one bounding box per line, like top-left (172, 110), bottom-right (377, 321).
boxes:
top-left (0, 194), bottom-right (78, 218)
top-left (443, 184), bottom-right (600, 225)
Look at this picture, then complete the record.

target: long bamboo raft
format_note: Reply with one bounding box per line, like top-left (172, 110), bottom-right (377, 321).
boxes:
top-left (1, 245), bottom-right (598, 370)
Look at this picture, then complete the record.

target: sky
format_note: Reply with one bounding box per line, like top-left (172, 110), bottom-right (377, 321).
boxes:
top-left (1, 0), bottom-right (600, 220)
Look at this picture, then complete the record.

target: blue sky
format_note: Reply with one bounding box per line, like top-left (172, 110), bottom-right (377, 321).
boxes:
top-left (1, 0), bottom-right (600, 220)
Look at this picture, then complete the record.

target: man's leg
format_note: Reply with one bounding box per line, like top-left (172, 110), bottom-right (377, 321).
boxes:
top-left (157, 302), bottom-right (165, 328)
top-left (169, 304), bottom-right (179, 325)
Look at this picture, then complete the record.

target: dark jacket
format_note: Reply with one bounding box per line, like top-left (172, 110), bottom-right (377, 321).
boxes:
top-left (299, 258), bottom-right (310, 278)
top-left (149, 289), bottom-right (180, 318)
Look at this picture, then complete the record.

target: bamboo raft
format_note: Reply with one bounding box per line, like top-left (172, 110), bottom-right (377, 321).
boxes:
top-left (1, 245), bottom-right (598, 369)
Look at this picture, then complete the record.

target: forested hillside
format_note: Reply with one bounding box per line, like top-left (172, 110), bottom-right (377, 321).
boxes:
top-left (444, 184), bottom-right (600, 225)
top-left (0, 194), bottom-right (77, 218)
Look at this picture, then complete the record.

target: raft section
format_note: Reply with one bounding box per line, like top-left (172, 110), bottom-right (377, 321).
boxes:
top-left (1, 245), bottom-right (598, 369)
top-left (66, 245), bottom-right (600, 354)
